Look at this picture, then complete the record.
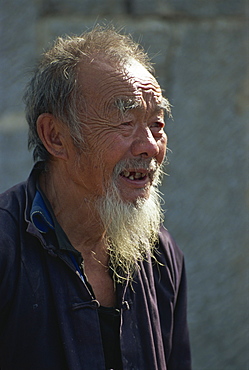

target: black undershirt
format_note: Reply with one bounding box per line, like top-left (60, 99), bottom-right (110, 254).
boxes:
top-left (98, 306), bottom-right (123, 370)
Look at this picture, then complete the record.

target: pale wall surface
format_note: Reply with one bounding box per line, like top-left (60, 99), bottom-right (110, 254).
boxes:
top-left (1, 0), bottom-right (248, 369)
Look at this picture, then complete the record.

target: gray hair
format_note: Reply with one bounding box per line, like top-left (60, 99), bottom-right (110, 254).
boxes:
top-left (24, 25), bottom-right (155, 162)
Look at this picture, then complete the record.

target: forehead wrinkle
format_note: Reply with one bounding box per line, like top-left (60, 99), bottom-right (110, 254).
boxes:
top-left (97, 66), bottom-right (160, 101)
top-left (83, 61), bottom-right (164, 120)
top-left (97, 80), bottom-right (138, 116)
top-left (101, 84), bottom-right (136, 100)
top-left (97, 69), bottom-right (132, 95)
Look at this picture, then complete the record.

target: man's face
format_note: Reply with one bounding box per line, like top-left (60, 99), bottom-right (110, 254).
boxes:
top-left (67, 58), bottom-right (168, 204)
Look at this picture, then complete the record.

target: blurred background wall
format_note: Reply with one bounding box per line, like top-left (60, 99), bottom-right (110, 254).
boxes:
top-left (1, 0), bottom-right (248, 368)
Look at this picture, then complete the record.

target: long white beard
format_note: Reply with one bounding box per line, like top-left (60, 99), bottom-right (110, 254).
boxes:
top-left (96, 158), bottom-right (164, 283)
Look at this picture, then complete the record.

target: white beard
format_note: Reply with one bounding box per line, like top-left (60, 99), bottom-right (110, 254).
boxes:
top-left (96, 158), bottom-right (164, 283)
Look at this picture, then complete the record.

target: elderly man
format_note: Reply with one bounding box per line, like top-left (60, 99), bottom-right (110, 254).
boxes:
top-left (0, 26), bottom-right (191, 369)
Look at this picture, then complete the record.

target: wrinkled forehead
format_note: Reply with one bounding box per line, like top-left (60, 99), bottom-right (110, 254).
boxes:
top-left (77, 58), bottom-right (163, 111)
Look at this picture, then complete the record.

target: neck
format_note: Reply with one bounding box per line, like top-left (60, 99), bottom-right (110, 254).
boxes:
top-left (39, 162), bottom-right (107, 254)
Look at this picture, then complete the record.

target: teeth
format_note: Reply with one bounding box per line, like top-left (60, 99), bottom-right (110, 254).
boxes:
top-left (135, 172), bottom-right (142, 179)
top-left (122, 171), bottom-right (144, 180)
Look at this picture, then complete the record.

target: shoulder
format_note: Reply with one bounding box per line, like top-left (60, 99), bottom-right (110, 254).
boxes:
top-left (0, 180), bottom-right (39, 316)
top-left (0, 181), bottom-right (28, 259)
top-left (0, 184), bottom-right (27, 313)
top-left (0, 181), bottom-right (26, 228)
top-left (0, 182), bottom-right (28, 248)
top-left (158, 225), bottom-right (184, 264)
top-left (155, 225), bottom-right (185, 288)
top-left (0, 162), bottom-right (42, 223)
top-left (0, 180), bottom-right (33, 276)
top-left (0, 182), bottom-right (26, 214)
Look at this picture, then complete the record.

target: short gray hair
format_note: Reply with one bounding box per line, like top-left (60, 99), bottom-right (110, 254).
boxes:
top-left (24, 25), bottom-right (155, 162)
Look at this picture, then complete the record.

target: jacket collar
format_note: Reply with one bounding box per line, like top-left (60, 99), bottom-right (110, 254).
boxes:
top-left (24, 161), bottom-right (46, 225)
top-left (30, 190), bottom-right (55, 233)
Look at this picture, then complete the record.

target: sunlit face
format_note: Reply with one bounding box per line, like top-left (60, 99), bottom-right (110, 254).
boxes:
top-left (66, 58), bottom-right (168, 204)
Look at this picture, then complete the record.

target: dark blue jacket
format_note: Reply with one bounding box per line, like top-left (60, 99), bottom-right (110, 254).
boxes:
top-left (0, 165), bottom-right (191, 369)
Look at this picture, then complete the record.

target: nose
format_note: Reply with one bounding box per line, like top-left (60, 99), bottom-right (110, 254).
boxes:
top-left (131, 127), bottom-right (160, 158)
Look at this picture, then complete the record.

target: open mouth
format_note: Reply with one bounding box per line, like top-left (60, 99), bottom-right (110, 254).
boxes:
top-left (120, 170), bottom-right (149, 181)
top-left (114, 159), bottom-right (158, 186)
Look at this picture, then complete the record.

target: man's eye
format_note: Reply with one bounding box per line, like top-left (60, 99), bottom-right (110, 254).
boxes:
top-left (121, 121), bottom-right (132, 126)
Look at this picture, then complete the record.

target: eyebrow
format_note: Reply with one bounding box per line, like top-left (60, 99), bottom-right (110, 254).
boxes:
top-left (157, 97), bottom-right (172, 117)
top-left (114, 97), bottom-right (141, 114)
top-left (114, 96), bottom-right (172, 117)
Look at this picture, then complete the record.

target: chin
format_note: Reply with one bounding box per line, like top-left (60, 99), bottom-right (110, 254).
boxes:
top-left (122, 189), bottom-right (151, 206)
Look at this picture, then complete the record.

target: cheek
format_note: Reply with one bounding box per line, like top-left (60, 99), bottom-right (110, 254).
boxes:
top-left (84, 130), bottom-right (124, 177)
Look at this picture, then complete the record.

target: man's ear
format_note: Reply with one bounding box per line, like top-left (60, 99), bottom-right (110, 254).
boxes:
top-left (36, 113), bottom-right (69, 160)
